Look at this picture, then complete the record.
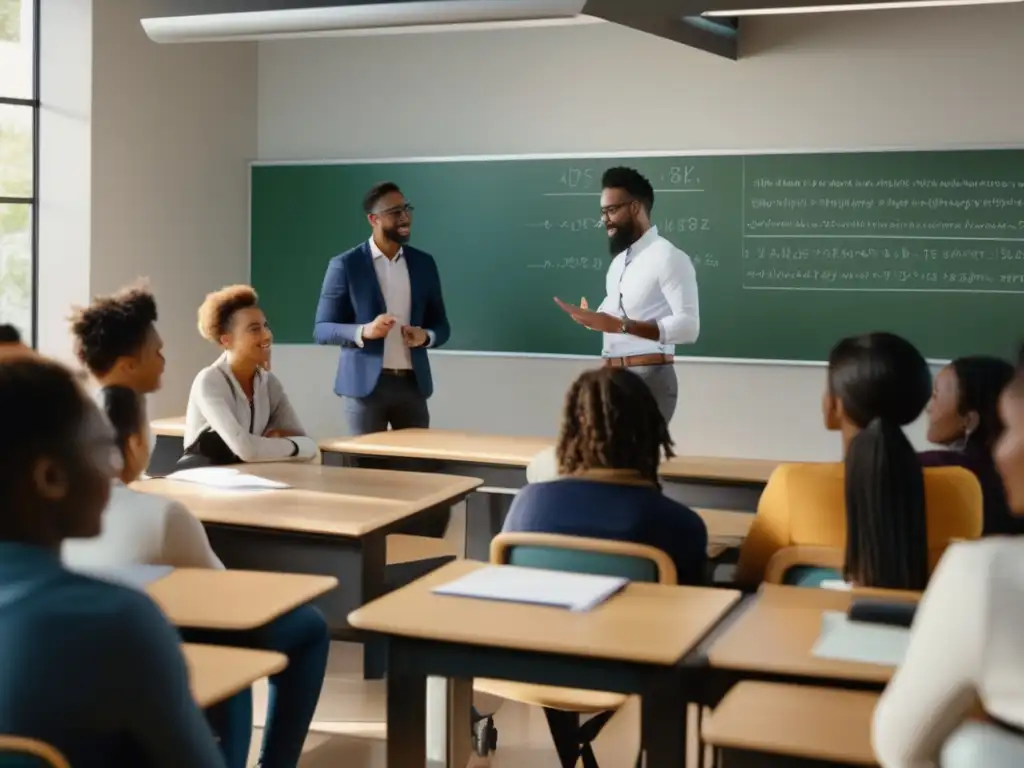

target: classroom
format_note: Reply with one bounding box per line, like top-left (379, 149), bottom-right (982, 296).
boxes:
top-left (3, 0), bottom-right (1024, 766)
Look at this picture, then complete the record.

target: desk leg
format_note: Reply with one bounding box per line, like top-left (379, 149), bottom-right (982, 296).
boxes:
top-left (641, 679), bottom-right (686, 768)
top-left (387, 671), bottom-right (427, 768)
top-left (447, 677), bottom-right (472, 768)
top-left (465, 492), bottom-right (513, 562)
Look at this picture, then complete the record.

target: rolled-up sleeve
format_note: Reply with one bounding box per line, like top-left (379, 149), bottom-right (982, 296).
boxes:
top-left (656, 250), bottom-right (700, 345)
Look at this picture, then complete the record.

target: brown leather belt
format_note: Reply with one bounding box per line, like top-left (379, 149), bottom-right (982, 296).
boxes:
top-left (381, 368), bottom-right (415, 377)
top-left (603, 353), bottom-right (674, 368)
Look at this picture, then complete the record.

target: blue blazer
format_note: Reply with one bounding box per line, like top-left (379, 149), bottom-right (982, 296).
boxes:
top-left (313, 242), bottom-right (450, 399)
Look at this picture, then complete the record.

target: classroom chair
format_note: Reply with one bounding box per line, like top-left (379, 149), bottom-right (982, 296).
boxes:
top-left (942, 720), bottom-right (1024, 767)
top-left (764, 545), bottom-right (844, 588)
top-left (0, 736), bottom-right (70, 768)
top-left (474, 532), bottom-right (678, 768)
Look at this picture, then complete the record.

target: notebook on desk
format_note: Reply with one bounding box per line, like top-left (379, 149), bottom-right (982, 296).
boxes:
top-left (165, 467), bottom-right (290, 490)
top-left (812, 609), bottom-right (910, 667)
top-left (432, 565), bottom-right (628, 612)
top-left (73, 564), bottom-right (174, 591)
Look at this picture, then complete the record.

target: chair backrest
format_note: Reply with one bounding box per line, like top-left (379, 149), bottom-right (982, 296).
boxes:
top-left (765, 545), bottom-right (845, 588)
top-left (490, 532), bottom-right (677, 585)
top-left (0, 737), bottom-right (70, 768)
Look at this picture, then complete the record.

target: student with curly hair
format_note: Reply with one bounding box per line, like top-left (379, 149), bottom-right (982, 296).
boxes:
top-left (502, 366), bottom-right (708, 586)
top-left (182, 285), bottom-right (316, 466)
top-left (69, 283), bottom-right (165, 453)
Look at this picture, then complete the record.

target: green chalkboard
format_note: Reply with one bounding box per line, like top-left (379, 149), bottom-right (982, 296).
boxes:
top-left (250, 150), bottom-right (1024, 361)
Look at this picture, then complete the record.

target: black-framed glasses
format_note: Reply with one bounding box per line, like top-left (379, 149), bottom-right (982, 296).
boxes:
top-left (373, 203), bottom-right (415, 218)
top-left (599, 199), bottom-right (636, 219)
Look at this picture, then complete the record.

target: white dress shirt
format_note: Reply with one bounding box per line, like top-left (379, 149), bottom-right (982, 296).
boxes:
top-left (354, 237), bottom-right (436, 369)
top-left (63, 482), bottom-right (224, 570)
top-left (873, 538), bottom-right (1024, 767)
top-left (184, 352), bottom-right (318, 463)
top-left (597, 226), bottom-right (700, 358)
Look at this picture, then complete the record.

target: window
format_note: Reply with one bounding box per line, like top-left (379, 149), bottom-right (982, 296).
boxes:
top-left (0, 0), bottom-right (37, 344)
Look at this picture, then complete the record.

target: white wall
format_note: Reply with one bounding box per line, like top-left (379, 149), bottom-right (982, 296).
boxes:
top-left (86, 0), bottom-right (256, 416)
top-left (254, 6), bottom-right (1022, 459)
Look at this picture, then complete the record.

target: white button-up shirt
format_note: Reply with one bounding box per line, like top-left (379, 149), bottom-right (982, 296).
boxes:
top-left (597, 226), bottom-right (700, 358)
top-left (365, 237), bottom-right (414, 370)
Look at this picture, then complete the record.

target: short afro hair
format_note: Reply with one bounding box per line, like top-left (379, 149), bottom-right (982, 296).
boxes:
top-left (601, 167), bottom-right (655, 214)
top-left (198, 285), bottom-right (259, 342)
top-left (70, 284), bottom-right (158, 376)
top-left (0, 324), bottom-right (21, 344)
top-left (363, 182), bottom-right (402, 215)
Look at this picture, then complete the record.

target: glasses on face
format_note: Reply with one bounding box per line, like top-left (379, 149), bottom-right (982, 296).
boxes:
top-left (373, 204), bottom-right (415, 218)
top-left (600, 200), bottom-right (636, 220)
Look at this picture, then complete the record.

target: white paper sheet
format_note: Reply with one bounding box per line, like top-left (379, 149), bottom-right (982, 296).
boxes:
top-left (812, 609), bottom-right (910, 667)
top-left (165, 467), bottom-right (290, 490)
top-left (73, 564), bottom-right (174, 591)
top-left (432, 565), bottom-right (627, 612)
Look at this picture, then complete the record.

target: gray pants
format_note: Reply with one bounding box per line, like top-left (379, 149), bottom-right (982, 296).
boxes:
top-left (628, 364), bottom-right (678, 422)
top-left (342, 372), bottom-right (429, 436)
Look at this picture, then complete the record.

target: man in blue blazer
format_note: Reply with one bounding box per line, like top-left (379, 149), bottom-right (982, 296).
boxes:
top-left (313, 181), bottom-right (450, 435)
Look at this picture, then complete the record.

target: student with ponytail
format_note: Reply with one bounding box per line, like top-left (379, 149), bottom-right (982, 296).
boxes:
top-left (736, 332), bottom-right (983, 589)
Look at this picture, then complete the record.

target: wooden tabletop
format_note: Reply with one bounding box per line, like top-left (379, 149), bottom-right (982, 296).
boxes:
top-left (183, 643), bottom-right (287, 708)
top-left (708, 583), bottom-right (920, 684)
top-left (151, 416), bottom-right (186, 437)
top-left (349, 559), bottom-right (741, 665)
top-left (318, 428), bottom-right (779, 483)
top-left (132, 463), bottom-right (482, 538)
top-left (148, 569), bottom-right (338, 630)
top-left (703, 681), bottom-right (878, 765)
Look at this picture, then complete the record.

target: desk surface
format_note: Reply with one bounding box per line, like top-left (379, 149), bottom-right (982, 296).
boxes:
top-left (703, 681), bottom-right (878, 765)
top-left (151, 416), bottom-right (185, 437)
top-left (183, 643), bottom-right (287, 708)
top-left (349, 559), bottom-right (741, 665)
top-left (318, 428), bottom-right (779, 483)
top-left (148, 569), bottom-right (337, 630)
top-left (133, 463), bottom-right (481, 538)
top-left (708, 583), bottom-right (920, 684)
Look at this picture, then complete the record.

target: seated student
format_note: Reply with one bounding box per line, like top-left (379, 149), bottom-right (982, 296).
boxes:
top-left (0, 354), bottom-right (224, 767)
top-left (872, 348), bottom-right (1024, 767)
top-left (503, 367), bottom-right (708, 586)
top-left (65, 385), bottom-right (330, 768)
top-left (736, 332), bottom-right (982, 590)
top-left (920, 355), bottom-right (1021, 536)
top-left (0, 323), bottom-right (23, 344)
top-left (70, 284), bottom-right (165, 456)
top-left (182, 285), bottom-right (317, 466)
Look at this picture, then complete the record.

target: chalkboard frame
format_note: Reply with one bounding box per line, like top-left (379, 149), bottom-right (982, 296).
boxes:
top-left (250, 142), bottom-right (1024, 366)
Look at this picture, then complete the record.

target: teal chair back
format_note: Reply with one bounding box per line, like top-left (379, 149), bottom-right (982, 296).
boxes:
top-left (942, 721), bottom-right (1024, 767)
top-left (506, 546), bottom-right (660, 583)
top-left (0, 758), bottom-right (56, 767)
top-left (784, 566), bottom-right (844, 588)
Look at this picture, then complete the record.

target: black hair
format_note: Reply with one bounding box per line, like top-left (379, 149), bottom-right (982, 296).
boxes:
top-left (99, 385), bottom-right (143, 460)
top-left (69, 285), bottom-right (157, 376)
top-left (601, 167), bottom-right (655, 214)
top-left (949, 356), bottom-right (1015, 454)
top-left (828, 332), bottom-right (931, 590)
top-left (0, 358), bottom-right (88, 504)
top-left (556, 367), bottom-right (674, 485)
top-left (363, 182), bottom-right (403, 215)
top-left (0, 324), bottom-right (21, 344)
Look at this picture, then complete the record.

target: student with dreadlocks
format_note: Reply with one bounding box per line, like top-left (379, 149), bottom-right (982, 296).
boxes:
top-left (502, 366), bottom-right (708, 586)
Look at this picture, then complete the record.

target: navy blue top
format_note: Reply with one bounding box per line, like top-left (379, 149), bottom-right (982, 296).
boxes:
top-left (503, 478), bottom-right (709, 585)
top-left (920, 447), bottom-right (1024, 536)
top-left (0, 542), bottom-right (224, 768)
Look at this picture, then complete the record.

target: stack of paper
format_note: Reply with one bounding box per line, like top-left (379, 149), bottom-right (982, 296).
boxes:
top-left (432, 565), bottom-right (628, 612)
top-left (812, 610), bottom-right (910, 666)
top-left (165, 467), bottom-right (290, 490)
top-left (73, 564), bottom-right (174, 591)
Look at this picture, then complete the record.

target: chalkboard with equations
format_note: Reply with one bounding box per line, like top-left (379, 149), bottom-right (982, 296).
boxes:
top-left (250, 149), bottom-right (1024, 362)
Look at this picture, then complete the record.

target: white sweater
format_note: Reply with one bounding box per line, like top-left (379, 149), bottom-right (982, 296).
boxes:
top-left (873, 538), bottom-right (1024, 767)
top-left (63, 483), bottom-right (223, 570)
top-left (184, 353), bottom-right (317, 463)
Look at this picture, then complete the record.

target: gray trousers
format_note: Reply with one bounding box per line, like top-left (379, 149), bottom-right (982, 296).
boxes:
top-left (628, 364), bottom-right (679, 422)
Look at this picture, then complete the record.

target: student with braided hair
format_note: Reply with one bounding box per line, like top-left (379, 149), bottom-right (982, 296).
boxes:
top-left (503, 366), bottom-right (708, 586)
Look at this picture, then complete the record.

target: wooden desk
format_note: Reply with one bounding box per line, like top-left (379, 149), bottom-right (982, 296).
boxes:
top-left (147, 416), bottom-right (186, 476)
top-left (320, 428), bottom-right (772, 559)
top-left (132, 464), bottom-right (481, 644)
top-left (183, 643), bottom-right (287, 708)
top-left (147, 568), bottom-right (337, 630)
top-left (349, 559), bottom-right (742, 768)
top-left (703, 681), bottom-right (878, 766)
top-left (706, 584), bottom-right (919, 693)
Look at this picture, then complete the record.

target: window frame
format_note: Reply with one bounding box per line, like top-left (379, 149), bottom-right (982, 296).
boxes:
top-left (0, 0), bottom-right (40, 346)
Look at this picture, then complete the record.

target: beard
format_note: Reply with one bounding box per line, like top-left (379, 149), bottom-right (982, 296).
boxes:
top-left (384, 225), bottom-right (410, 245)
top-left (607, 220), bottom-right (639, 255)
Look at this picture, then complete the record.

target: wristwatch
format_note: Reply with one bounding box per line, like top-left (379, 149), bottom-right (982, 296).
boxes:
top-left (620, 318), bottom-right (631, 334)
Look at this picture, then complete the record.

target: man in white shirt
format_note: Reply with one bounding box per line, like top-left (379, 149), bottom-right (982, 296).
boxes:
top-left (555, 166), bottom-right (699, 422)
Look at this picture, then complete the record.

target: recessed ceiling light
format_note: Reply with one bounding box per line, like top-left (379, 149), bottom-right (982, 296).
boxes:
top-left (703, 0), bottom-right (1021, 16)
